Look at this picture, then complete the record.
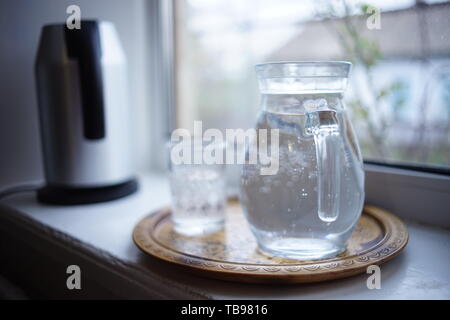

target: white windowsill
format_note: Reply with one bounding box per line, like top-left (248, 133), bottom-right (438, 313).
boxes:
top-left (0, 173), bottom-right (449, 299)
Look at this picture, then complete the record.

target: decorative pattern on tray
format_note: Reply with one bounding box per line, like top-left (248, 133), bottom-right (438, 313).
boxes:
top-left (133, 200), bottom-right (408, 284)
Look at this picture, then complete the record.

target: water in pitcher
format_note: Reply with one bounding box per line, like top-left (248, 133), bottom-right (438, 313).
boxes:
top-left (240, 92), bottom-right (365, 260)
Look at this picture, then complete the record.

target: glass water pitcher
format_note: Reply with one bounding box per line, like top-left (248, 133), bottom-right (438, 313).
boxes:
top-left (240, 62), bottom-right (365, 260)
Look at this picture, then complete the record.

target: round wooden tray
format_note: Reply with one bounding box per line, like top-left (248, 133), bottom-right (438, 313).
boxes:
top-left (133, 200), bottom-right (408, 284)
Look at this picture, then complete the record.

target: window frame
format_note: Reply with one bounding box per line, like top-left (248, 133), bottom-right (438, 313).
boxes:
top-left (365, 163), bottom-right (450, 228)
top-left (146, 0), bottom-right (176, 171)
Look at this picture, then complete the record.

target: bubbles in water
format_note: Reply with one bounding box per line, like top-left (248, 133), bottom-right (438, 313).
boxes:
top-left (240, 107), bottom-right (365, 259)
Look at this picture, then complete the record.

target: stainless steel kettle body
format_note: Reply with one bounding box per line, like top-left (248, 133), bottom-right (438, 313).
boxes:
top-left (35, 20), bottom-right (137, 204)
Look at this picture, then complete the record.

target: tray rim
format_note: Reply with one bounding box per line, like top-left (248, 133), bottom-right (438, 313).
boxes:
top-left (132, 204), bottom-right (409, 284)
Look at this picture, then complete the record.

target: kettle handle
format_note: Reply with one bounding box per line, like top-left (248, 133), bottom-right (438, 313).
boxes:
top-left (65, 21), bottom-right (105, 140)
top-left (306, 110), bottom-right (341, 222)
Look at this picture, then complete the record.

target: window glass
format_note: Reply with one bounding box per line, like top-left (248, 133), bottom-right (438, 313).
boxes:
top-left (175, 0), bottom-right (450, 169)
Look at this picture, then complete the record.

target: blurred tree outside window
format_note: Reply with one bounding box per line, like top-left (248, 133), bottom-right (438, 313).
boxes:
top-left (175, 0), bottom-right (450, 169)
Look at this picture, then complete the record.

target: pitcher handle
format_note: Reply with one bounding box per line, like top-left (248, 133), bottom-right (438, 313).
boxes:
top-left (306, 110), bottom-right (341, 222)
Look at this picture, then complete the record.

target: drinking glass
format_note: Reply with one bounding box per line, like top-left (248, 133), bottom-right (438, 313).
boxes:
top-left (168, 139), bottom-right (226, 236)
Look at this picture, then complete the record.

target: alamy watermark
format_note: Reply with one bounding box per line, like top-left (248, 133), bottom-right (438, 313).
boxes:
top-left (66, 265), bottom-right (81, 290)
top-left (365, 5), bottom-right (381, 30)
top-left (66, 4), bottom-right (81, 30)
top-left (366, 265), bottom-right (381, 289)
top-left (170, 121), bottom-right (279, 175)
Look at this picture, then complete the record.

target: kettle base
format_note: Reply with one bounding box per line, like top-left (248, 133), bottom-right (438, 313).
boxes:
top-left (37, 179), bottom-right (139, 205)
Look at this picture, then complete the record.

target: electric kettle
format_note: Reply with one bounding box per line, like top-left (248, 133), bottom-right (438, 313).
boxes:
top-left (35, 20), bottom-right (138, 204)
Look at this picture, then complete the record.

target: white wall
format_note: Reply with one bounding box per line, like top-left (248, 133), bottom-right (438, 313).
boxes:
top-left (0, 0), bottom-right (152, 189)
